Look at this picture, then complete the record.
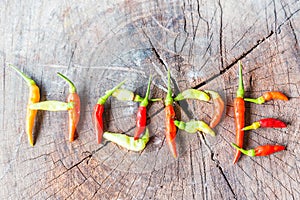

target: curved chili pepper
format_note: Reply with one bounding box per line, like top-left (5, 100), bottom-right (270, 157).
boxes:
top-left (231, 143), bottom-right (285, 157)
top-left (174, 89), bottom-right (210, 102)
top-left (134, 76), bottom-right (152, 140)
top-left (57, 73), bottom-right (80, 142)
top-left (103, 128), bottom-right (150, 151)
top-left (174, 120), bottom-right (215, 136)
top-left (112, 88), bottom-right (161, 102)
top-left (233, 61), bottom-right (245, 164)
top-left (165, 68), bottom-right (178, 158)
top-left (244, 91), bottom-right (288, 104)
top-left (29, 101), bottom-right (74, 111)
top-left (204, 90), bottom-right (225, 128)
top-left (243, 118), bottom-right (287, 131)
top-left (93, 80), bottom-right (126, 144)
top-left (9, 64), bottom-right (40, 146)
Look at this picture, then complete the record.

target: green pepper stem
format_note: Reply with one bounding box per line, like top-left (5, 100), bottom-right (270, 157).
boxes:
top-left (174, 120), bottom-right (186, 130)
top-left (9, 64), bottom-right (36, 86)
top-left (165, 68), bottom-right (173, 106)
top-left (97, 80), bottom-right (126, 105)
top-left (231, 143), bottom-right (256, 157)
top-left (244, 97), bottom-right (265, 104)
top-left (242, 121), bottom-right (261, 131)
top-left (57, 72), bottom-right (77, 93)
top-left (236, 61), bottom-right (244, 98)
top-left (140, 75), bottom-right (152, 107)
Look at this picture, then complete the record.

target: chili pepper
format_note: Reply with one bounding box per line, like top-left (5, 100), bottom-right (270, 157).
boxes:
top-left (93, 80), bottom-right (126, 144)
top-left (204, 90), bottom-right (224, 128)
top-left (231, 143), bottom-right (285, 157)
top-left (112, 89), bottom-right (161, 102)
top-left (233, 61), bottom-right (245, 164)
top-left (29, 101), bottom-right (74, 111)
top-left (57, 73), bottom-right (80, 142)
top-left (103, 128), bottom-right (150, 151)
top-left (9, 64), bottom-right (40, 146)
top-left (134, 76), bottom-right (152, 140)
top-left (174, 89), bottom-right (210, 102)
top-left (244, 91), bottom-right (288, 104)
top-left (243, 118), bottom-right (287, 131)
top-left (165, 68), bottom-right (178, 158)
top-left (174, 120), bottom-right (215, 136)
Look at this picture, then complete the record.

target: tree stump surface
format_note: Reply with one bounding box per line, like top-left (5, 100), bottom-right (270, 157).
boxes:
top-left (1, 1), bottom-right (299, 199)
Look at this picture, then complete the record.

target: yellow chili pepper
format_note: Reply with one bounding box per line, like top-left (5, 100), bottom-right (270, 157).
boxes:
top-left (9, 64), bottom-right (40, 146)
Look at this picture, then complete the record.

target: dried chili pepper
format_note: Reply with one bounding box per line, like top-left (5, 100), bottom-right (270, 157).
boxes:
top-left (103, 128), bottom-right (150, 151)
top-left (29, 101), bottom-right (74, 111)
top-left (165, 68), bottom-right (178, 158)
top-left (93, 80), bottom-right (126, 144)
top-left (205, 90), bottom-right (225, 128)
top-left (57, 73), bottom-right (80, 142)
top-left (244, 91), bottom-right (288, 104)
top-left (134, 76), bottom-right (152, 140)
top-left (243, 118), bottom-right (287, 131)
top-left (233, 61), bottom-right (245, 164)
top-left (112, 88), bottom-right (161, 102)
top-left (174, 120), bottom-right (215, 136)
top-left (231, 143), bottom-right (285, 157)
top-left (174, 89), bottom-right (210, 102)
top-left (9, 64), bottom-right (40, 146)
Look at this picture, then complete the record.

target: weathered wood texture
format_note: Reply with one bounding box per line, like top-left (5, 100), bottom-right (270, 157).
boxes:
top-left (1, 0), bottom-right (299, 199)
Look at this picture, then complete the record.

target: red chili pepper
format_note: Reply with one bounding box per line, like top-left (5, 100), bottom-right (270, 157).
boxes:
top-left (233, 61), bottom-right (245, 164)
top-left (165, 68), bottom-right (178, 158)
top-left (134, 76), bottom-right (152, 140)
top-left (244, 91), bottom-right (288, 104)
top-left (93, 80), bottom-right (126, 144)
top-left (205, 90), bottom-right (225, 128)
top-left (243, 118), bottom-right (287, 131)
top-left (231, 143), bottom-right (285, 157)
top-left (57, 73), bottom-right (80, 142)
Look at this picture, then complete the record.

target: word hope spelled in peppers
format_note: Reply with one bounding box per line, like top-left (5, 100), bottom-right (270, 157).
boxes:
top-left (9, 63), bottom-right (289, 164)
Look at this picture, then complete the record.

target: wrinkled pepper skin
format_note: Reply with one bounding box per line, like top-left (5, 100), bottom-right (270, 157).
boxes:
top-left (232, 143), bottom-right (285, 157)
top-left (262, 91), bottom-right (288, 101)
top-left (165, 105), bottom-right (178, 158)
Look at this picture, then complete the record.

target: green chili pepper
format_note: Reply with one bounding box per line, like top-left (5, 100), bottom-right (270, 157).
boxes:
top-left (29, 101), bottom-right (74, 111)
top-left (174, 119), bottom-right (215, 136)
top-left (174, 89), bottom-right (210, 102)
top-left (103, 128), bottom-right (150, 151)
top-left (112, 89), bottom-right (161, 102)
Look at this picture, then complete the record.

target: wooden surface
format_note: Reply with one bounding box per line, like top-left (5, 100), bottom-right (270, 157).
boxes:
top-left (1, 0), bottom-right (300, 199)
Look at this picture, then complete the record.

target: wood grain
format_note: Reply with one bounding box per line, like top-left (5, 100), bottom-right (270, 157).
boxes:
top-left (1, 0), bottom-right (299, 199)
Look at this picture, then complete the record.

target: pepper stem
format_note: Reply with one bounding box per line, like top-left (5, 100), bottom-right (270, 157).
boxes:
top-left (9, 64), bottom-right (36, 86)
top-left (140, 76), bottom-right (152, 107)
top-left (97, 80), bottom-right (126, 105)
top-left (236, 61), bottom-right (244, 98)
top-left (231, 143), bottom-right (256, 157)
top-left (165, 68), bottom-right (173, 106)
top-left (242, 121), bottom-right (261, 131)
top-left (174, 120), bottom-right (186, 130)
top-left (57, 72), bottom-right (76, 93)
top-left (244, 97), bottom-right (265, 104)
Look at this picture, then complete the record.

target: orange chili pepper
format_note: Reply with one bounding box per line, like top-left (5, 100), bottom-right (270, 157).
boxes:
top-left (231, 143), bottom-right (285, 157)
top-left (244, 91), bottom-right (288, 104)
top-left (233, 61), bottom-right (245, 164)
top-left (165, 68), bottom-right (178, 158)
top-left (9, 64), bottom-right (40, 146)
top-left (57, 73), bottom-right (80, 142)
top-left (205, 90), bottom-right (225, 128)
